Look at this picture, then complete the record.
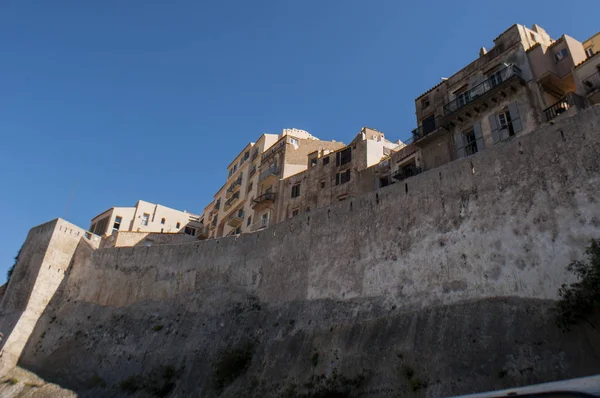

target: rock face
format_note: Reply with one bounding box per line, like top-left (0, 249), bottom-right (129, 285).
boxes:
top-left (1, 107), bottom-right (600, 397)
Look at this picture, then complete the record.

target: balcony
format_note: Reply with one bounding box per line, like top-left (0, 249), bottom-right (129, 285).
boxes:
top-left (261, 139), bottom-right (286, 162)
top-left (258, 165), bottom-right (279, 185)
top-left (227, 209), bottom-right (245, 228)
top-left (250, 217), bottom-right (270, 232)
top-left (543, 92), bottom-right (587, 122)
top-left (393, 164), bottom-right (422, 181)
top-left (226, 176), bottom-right (242, 198)
top-left (224, 192), bottom-right (240, 211)
top-left (443, 64), bottom-right (525, 119)
top-left (411, 116), bottom-right (446, 143)
top-left (252, 192), bottom-right (276, 211)
top-left (583, 71), bottom-right (600, 104)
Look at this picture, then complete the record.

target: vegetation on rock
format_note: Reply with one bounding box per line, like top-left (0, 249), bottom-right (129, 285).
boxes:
top-left (556, 238), bottom-right (600, 332)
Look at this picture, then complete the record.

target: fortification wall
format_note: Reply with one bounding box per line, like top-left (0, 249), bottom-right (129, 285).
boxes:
top-left (2, 108), bottom-right (600, 397)
top-left (64, 106), bottom-right (600, 311)
top-left (0, 219), bottom-right (97, 376)
top-left (100, 231), bottom-right (198, 248)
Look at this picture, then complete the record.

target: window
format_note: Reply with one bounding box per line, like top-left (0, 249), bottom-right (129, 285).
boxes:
top-left (489, 103), bottom-right (522, 144)
top-left (586, 47), bottom-right (595, 58)
top-left (233, 164), bottom-right (238, 173)
top-left (141, 213), bottom-right (149, 226)
top-left (244, 151), bottom-right (250, 160)
top-left (113, 216), bottom-right (122, 232)
top-left (235, 227), bottom-right (241, 234)
top-left (323, 156), bottom-right (330, 165)
top-left (291, 208), bottom-right (299, 217)
top-left (228, 169), bottom-right (233, 178)
top-left (310, 158), bottom-right (317, 167)
top-left (554, 48), bottom-right (569, 63)
top-left (336, 147), bottom-right (352, 166)
top-left (421, 97), bottom-right (430, 108)
top-left (488, 69), bottom-right (503, 87)
top-left (176, 222), bottom-right (181, 229)
top-left (247, 182), bottom-right (253, 193)
top-left (335, 169), bottom-right (351, 185)
top-left (184, 226), bottom-right (196, 236)
top-left (290, 137), bottom-right (299, 146)
top-left (247, 215), bottom-right (252, 227)
top-left (497, 111), bottom-right (513, 135)
top-left (161, 218), bottom-right (165, 225)
top-left (422, 114), bottom-right (437, 135)
top-left (463, 129), bottom-right (478, 156)
top-left (291, 184), bottom-right (301, 198)
top-left (320, 180), bottom-right (326, 189)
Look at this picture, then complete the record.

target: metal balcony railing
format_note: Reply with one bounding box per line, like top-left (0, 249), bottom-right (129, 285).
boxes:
top-left (252, 192), bottom-right (276, 206)
top-left (226, 176), bottom-right (242, 196)
top-left (443, 64), bottom-right (523, 115)
top-left (411, 116), bottom-right (445, 141)
top-left (392, 165), bottom-right (422, 181)
top-left (224, 192), bottom-right (240, 210)
top-left (583, 71), bottom-right (600, 93)
top-left (543, 92), bottom-right (587, 122)
top-left (258, 165), bottom-right (279, 183)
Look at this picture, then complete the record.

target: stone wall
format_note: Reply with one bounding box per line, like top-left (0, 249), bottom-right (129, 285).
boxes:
top-left (1, 107), bottom-right (600, 396)
top-left (101, 231), bottom-right (198, 248)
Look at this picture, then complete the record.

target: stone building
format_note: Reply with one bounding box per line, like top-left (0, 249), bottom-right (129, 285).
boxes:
top-left (583, 31), bottom-right (600, 58)
top-left (410, 24), bottom-right (590, 172)
top-left (89, 200), bottom-right (202, 237)
top-left (275, 127), bottom-right (401, 221)
top-left (201, 129), bottom-right (344, 239)
top-left (574, 35), bottom-right (600, 105)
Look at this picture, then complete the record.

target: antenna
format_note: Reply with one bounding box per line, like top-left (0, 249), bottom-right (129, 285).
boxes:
top-left (63, 180), bottom-right (78, 220)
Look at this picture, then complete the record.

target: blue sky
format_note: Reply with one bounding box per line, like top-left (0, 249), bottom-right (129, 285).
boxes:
top-left (0, 0), bottom-right (597, 283)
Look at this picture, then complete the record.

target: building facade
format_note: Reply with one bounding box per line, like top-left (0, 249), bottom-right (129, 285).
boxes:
top-left (89, 200), bottom-right (202, 237)
top-left (201, 129), bottom-right (345, 239)
top-left (275, 127), bottom-right (402, 221)
top-left (410, 24), bottom-right (590, 172)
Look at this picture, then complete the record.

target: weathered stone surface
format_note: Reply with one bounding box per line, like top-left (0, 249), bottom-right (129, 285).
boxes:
top-left (0, 107), bottom-right (600, 397)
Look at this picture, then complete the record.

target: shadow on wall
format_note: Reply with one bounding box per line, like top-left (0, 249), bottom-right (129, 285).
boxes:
top-left (0, 221), bottom-right (58, 375)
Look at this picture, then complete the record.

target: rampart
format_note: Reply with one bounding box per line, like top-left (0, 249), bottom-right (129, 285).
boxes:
top-left (0, 107), bottom-right (599, 397)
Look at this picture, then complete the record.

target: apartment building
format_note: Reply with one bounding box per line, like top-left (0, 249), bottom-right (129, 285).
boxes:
top-left (202, 129), bottom-right (345, 238)
top-left (275, 127), bottom-right (402, 221)
top-left (410, 24), bottom-right (590, 172)
top-left (89, 200), bottom-right (202, 237)
top-left (574, 34), bottom-right (600, 105)
top-left (583, 32), bottom-right (600, 58)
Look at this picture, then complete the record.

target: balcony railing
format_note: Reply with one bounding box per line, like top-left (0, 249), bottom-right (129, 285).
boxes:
top-left (224, 192), bottom-right (240, 211)
top-left (252, 192), bottom-right (276, 208)
top-left (258, 165), bottom-right (279, 183)
top-left (542, 92), bottom-right (587, 122)
top-left (261, 139), bottom-right (286, 161)
top-left (583, 71), bottom-right (600, 93)
top-left (250, 218), bottom-right (270, 231)
top-left (227, 209), bottom-right (244, 227)
top-left (411, 116), bottom-right (445, 142)
top-left (392, 165), bottom-right (422, 181)
top-left (226, 176), bottom-right (242, 197)
top-left (443, 64), bottom-right (523, 115)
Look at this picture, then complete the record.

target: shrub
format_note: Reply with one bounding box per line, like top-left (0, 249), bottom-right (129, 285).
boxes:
top-left (556, 238), bottom-right (600, 332)
top-left (5, 378), bottom-right (18, 385)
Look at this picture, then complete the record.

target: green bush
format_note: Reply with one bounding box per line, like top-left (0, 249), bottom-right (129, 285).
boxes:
top-left (556, 238), bottom-right (600, 332)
